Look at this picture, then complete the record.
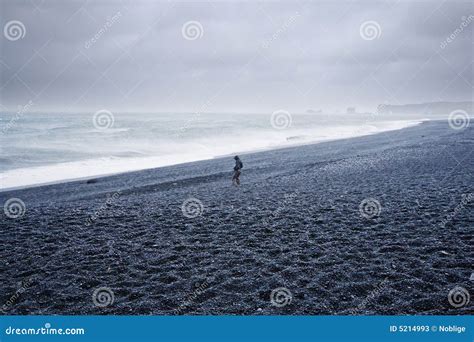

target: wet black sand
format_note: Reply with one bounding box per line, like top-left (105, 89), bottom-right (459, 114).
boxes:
top-left (1, 120), bottom-right (472, 315)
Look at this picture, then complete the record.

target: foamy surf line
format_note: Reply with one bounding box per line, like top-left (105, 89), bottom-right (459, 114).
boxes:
top-left (0, 120), bottom-right (423, 191)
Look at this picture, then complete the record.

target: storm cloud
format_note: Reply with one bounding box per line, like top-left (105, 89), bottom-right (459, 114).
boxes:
top-left (0, 0), bottom-right (472, 114)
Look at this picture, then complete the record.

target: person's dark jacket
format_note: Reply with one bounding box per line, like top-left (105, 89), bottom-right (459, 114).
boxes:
top-left (234, 159), bottom-right (243, 171)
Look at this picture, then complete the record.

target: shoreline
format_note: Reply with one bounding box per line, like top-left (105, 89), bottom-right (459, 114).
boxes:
top-left (0, 119), bottom-right (424, 193)
top-left (1, 119), bottom-right (472, 315)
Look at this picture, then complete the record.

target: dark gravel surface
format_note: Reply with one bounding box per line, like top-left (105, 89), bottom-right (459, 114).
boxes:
top-left (1, 120), bottom-right (472, 315)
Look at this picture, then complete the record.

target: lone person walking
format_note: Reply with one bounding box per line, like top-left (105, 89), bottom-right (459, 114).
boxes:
top-left (232, 155), bottom-right (243, 186)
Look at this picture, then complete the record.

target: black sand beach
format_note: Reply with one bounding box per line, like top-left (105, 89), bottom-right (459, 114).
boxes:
top-left (1, 120), bottom-right (472, 315)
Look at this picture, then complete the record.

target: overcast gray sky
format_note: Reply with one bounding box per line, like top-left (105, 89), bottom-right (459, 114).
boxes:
top-left (0, 0), bottom-right (472, 114)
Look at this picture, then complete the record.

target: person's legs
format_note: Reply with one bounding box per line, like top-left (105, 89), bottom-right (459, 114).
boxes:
top-left (235, 171), bottom-right (241, 185)
top-left (232, 171), bottom-right (238, 185)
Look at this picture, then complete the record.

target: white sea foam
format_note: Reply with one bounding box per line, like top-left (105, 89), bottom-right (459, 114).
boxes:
top-left (0, 113), bottom-right (423, 191)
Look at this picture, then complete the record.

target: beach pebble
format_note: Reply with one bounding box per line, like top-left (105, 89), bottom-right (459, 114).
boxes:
top-left (440, 250), bottom-right (450, 255)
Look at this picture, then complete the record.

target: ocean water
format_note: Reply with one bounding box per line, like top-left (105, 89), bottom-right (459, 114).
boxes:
top-left (0, 112), bottom-right (422, 190)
